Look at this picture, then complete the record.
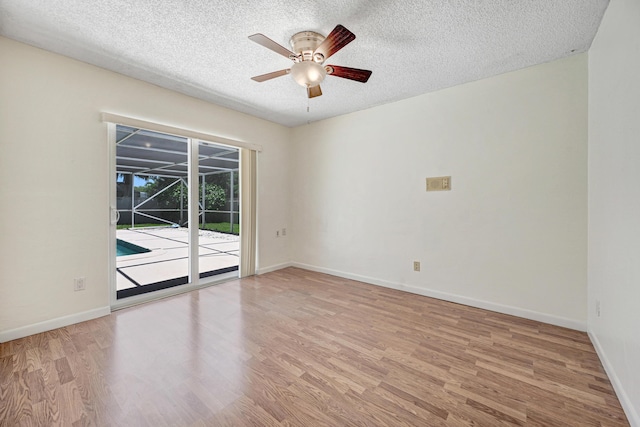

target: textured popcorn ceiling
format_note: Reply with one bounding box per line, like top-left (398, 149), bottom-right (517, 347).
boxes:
top-left (0, 0), bottom-right (608, 127)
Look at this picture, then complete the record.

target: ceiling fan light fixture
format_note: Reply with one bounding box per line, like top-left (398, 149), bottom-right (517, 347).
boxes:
top-left (290, 61), bottom-right (326, 88)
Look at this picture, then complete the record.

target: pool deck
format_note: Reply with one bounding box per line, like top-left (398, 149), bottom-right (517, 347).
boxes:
top-left (116, 227), bottom-right (239, 292)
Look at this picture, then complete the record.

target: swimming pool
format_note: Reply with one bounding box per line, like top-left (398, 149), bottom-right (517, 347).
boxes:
top-left (116, 239), bottom-right (151, 257)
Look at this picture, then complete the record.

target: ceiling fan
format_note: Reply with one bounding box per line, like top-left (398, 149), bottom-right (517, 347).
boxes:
top-left (249, 25), bottom-right (372, 98)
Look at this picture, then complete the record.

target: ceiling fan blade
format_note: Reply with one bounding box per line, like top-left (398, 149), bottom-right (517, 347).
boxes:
top-left (251, 69), bottom-right (290, 82)
top-left (314, 25), bottom-right (355, 61)
top-left (248, 33), bottom-right (296, 59)
top-left (307, 85), bottom-right (322, 98)
top-left (326, 65), bottom-right (372, 83)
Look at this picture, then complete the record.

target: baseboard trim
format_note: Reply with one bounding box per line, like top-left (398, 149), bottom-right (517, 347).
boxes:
top-left (0, 306), bottom-right (111, 343)
top-left (291, 262), bottom-right (586, 331)
top-left (588, 330), bottom-right (639, 427)
top-left (257, 262), bottom-right (293, 275)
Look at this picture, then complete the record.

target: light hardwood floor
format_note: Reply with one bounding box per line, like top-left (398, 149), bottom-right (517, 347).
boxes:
top-left (0, 267), bottom-right (629, 426)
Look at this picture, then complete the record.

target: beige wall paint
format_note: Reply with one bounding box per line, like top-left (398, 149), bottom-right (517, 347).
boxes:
top-left (291, 54), bottom-right (588, 328)
top-left (0, 37), bottom-right (291, 334)
top-left (588, 0), bottom-right (640, 423)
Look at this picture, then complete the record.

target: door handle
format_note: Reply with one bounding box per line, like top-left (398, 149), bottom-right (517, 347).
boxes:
top-left (110, 207), bottom-right (120, 225)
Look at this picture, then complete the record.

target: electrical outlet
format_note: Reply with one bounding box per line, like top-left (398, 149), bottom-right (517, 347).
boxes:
top-left (74, 277), bottom-right (86, 291)
top-left (413, 261), bottom-right (420, 272)
top-left (276, 230), bottom-right (280, 238)
top-left (282, 228), bottom-right (287, 237)
top-left (596, 300), bottom-right (601, 317)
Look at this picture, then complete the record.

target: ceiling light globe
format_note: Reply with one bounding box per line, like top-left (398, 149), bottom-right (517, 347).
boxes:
top-left (290, 61), bottom-right (326, 87)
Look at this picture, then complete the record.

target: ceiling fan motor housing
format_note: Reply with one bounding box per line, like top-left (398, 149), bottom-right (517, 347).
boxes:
top-left (289, 31), bottom-right (326, 62)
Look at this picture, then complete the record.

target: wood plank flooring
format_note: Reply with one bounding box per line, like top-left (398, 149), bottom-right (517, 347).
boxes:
top-left (0, 267), bottom-right (629, 426)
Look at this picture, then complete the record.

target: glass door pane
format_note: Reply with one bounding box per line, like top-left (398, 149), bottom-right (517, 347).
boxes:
top-left (197, 141), bottom-right (240, 279)
top-left (115, 126), bottom-right (191, 299)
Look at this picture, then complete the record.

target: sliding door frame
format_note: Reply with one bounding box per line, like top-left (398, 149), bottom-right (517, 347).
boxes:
top-left (105, 114), bottom-right (261, 310)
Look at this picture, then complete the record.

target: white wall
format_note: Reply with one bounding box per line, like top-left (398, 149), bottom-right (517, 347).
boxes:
top-left (588, 0), bottom-right (640, 424)
top-left (291, 54), bottom-right (588, 329)
top-left (0, 37), bottom-right (291, 338)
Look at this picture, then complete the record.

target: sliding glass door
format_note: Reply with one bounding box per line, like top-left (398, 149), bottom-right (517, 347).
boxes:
top-left (111, 125), bottom-right (239, 304)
